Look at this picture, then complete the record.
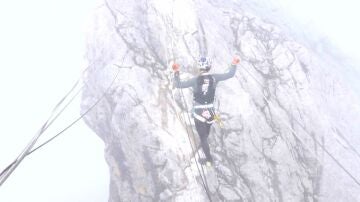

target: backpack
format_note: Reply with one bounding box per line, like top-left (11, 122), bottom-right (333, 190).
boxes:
top-left (194, 75), bottom-right (216, 104)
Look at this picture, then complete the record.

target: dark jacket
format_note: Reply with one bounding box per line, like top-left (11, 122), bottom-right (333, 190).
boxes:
top-left (174, 65), bottom-right (237, 105)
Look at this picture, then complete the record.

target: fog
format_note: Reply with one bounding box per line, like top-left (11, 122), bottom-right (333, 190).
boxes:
top-left (0, 0), bottom-right (359, 201)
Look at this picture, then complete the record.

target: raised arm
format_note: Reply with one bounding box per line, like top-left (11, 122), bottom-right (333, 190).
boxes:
top-left (213, 56), bottom-right (240, 82)
top-left (173, 72), bottom-right (196, 88)
top-left (172, 63), bottom-right (196, 88)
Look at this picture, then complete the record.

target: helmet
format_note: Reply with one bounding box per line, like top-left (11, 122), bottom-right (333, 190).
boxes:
top-left (197, 56), bottom-right (212, 72)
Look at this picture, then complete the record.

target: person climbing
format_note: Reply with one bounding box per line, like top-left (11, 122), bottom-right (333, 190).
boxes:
top-left (172, 56), bottom-right (240, 166)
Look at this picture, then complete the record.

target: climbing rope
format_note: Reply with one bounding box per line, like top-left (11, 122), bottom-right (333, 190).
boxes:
top-left (30, 67), bottom-right (121, 155)
top-left (164, 9), bottom-right (213, 200)
top-left (177, 83), bottom-right (213, 201)
top-left (0, 59), bottom-right (123, 187)
top-left (0, 82), bottom-right (82, 183)
top-left (0, 67), bottom-right (85, 186)
top-left (167, 63), bottom-right (213, 201)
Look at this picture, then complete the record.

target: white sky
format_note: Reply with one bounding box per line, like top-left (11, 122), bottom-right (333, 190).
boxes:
top-left (0, 0), bottom-right (359, 202)
top-left (275, 0), bottom-right (360, 61)
top-left (0, 0), bottom-right (108, 202)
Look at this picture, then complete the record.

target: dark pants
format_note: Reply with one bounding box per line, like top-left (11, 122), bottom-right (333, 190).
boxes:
top-left (194, 119), bottom-right (213, 162)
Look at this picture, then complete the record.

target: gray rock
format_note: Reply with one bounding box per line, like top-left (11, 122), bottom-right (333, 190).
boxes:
top-left (82, 0), bottom-right (360, 201)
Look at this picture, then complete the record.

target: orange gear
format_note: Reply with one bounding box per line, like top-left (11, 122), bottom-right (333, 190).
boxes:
top-left (232, 57), bottom-right (240, 65)
top-left (172, 63), bottom-right (180, 72)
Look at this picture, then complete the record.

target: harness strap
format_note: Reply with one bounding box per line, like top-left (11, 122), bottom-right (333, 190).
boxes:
top-left (193, 112), bottom-right (216, 124)
top-left (193, 103), bottom-right (214, 109)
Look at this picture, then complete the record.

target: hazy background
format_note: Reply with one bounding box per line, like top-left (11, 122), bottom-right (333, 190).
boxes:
top-left (0, 0), bottom-right (109, 202)
top-left (276, 0), bottom-right (360, 61)
top-left (0, 0), bottom-right (359, 201)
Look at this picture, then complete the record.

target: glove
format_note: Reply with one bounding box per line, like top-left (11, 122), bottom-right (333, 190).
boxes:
top-left (231, 56), bottom-right (240, 65)
top-left (172, 63), bottom-right (180, 72)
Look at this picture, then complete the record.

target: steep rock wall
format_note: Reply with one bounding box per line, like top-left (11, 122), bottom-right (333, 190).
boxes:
top-left (82, 0), bottom-right (360, 201)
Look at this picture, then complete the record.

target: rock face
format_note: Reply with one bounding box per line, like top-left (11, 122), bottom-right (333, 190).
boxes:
top-left (81, 0), bottom-right (360, 201)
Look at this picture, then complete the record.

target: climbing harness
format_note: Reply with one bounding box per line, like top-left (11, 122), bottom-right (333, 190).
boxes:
top-left (169, 72), bottom-right (213, 201)
top-left (163, 10), bottom-right (213, 200)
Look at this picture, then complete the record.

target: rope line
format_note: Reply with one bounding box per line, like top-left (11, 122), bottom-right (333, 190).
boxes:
top-left (0, 63), bottom-right (120, 187)
top-left (177, 85), bottom-right (213, 201)
top-left (0, 70), bottom-right (84, 186)
top-left (0, 85), bottom-right (82, 182)
top-left (29, 68), bottom-right (120, 155)
top-left (164, 8), bottom-right (213, 199)
top-left (168, 70), bottom-right (212, 201)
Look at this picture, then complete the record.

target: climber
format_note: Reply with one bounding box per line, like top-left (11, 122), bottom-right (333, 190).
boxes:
top-left (172, 56), bottom-right (240, 166)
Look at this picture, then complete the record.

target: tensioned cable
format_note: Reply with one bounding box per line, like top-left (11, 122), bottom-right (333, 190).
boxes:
top-left (164, 9), bottom-right (212, 199)
top-left (168, 66), bottom-right (212, 201)
top-left (0, 65), bottom-right (96, 182)
top-left (177, 86), bottom-right (213, 201)
top-left (29, 67), bottom-right (121, 155)
top-left (240, 65), bottom-right (360, 187)
top-left (0, 67), bottom-right (88, 186)
top-left (0, 84), bottom-right (82, 180)
top-left (34, 66), bottom-right (91, 134)
top-left (0, 62), bottom-right (121, 186)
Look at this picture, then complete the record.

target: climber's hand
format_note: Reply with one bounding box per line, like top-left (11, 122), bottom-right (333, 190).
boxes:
top-left (232, 56), bottom-right (240, 65)
top-left (172, 63), bottom-right (180, 72)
